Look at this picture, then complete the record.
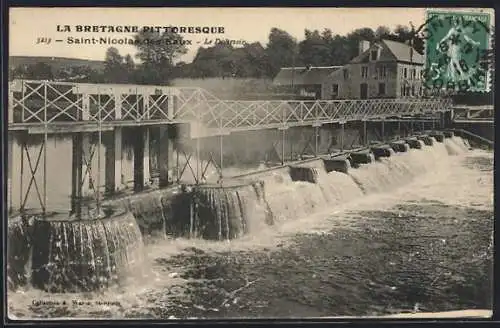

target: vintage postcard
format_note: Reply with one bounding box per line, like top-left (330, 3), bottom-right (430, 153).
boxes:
top-left (6, 7), bottom-right (494, 321)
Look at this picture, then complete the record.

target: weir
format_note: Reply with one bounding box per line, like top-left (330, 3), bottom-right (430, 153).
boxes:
top-left (7, 79), bottom-right (489, 293)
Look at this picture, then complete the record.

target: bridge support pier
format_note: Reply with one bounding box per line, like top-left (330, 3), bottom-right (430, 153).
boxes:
top-left (340, 123), bottom-right (345, 151)
top-left (314, 126), bottom-right (320, 156)
top-left (113, 128), bottom-right (123, 192)
top-left (8, 132), bottom-right (23, 213)
top-left (71, 133), bottom-right (83, 216)
top-left (81, 134), bottom-right (92, 197)
top-left (70, 133), bottom-right (96, 215)
top-left (363, 120), bottom-right (367, 146)
top-left (381, 119), bottom-right (385, 142)
top-left (281, 128), bottom-right (286, 166)
top-left (132, 127), bottom-right (151, 192)
top-left (442, 110), bottom-right (454, 129)
top-left (143, 127), bottom-right (151, 187)
top-left (158, 126), bottom-right (174, 188)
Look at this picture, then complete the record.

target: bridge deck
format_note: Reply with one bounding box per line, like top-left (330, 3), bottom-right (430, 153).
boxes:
top-left (9, 79), bottom-right (453, 135)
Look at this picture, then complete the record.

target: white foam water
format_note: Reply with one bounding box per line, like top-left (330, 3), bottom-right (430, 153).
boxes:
top-left (8, 136), bottom-right (492, 320)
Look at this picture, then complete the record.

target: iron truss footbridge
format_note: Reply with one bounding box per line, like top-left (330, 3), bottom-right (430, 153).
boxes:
top-left (8, 79), bottom-right (453, 136)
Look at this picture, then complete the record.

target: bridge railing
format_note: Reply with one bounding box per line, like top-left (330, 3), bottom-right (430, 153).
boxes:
top-left (176, 97), bottom-right (452, 130)
top-left (9, 80), bottom-right (178, 124)
top-left (9, 80), bottom-right (452, 130)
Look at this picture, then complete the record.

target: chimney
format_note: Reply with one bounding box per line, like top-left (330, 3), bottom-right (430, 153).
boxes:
top-left (358, 40), bottom-right (370, 55)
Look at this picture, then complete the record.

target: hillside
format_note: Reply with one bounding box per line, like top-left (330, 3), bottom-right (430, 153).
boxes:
top-left (171, 78), bottom-right (288, 100)
top-left (9, 56), bottom-right (105, 72)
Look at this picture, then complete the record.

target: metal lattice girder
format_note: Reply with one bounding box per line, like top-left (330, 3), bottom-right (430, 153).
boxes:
top-left (9, 80), bottom-right (179, 125)
top-left (452, 105), bottom-right (494, 121)
top-left (9, 79), bottom-right (453, 134)
top-left (191, 98), bottom-right (452, 131)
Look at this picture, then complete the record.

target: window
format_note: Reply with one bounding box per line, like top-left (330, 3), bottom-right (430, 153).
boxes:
top-left (403, 67), bottom-right (408, 79)
top-left (343, 69), bottom-right (349, 80)
top-left (411, 68), bottom-right (416, 79)
top-left (401, 85), bottom-right (410, 97)
top-left (411, 85), bottom-right (415, 96)
top-left (370, 50), bottom-right (378, 61)
top-left (361, 66), bottom-right (368, 78)
top-left (378, 83), bottom-right (386, 95)
top-left (332, 84), bottom-right (339, 98)
top-left (380, 65), bottom-right (387, 78)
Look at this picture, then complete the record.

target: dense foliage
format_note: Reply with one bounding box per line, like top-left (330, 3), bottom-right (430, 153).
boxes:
top-left (9, 25), bottom-right (424, 84)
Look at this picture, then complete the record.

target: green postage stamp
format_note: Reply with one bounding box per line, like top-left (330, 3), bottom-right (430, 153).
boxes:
top-left (424, 10), bottom-right (491, 93)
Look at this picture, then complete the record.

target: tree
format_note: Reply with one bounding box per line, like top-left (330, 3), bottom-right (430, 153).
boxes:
top-left (375, 26), bottom-right (391, 39)
top-left (265, 28), bottom-right (300, 77)
top-left (133, 29), bottom-right (188, 85)
top-left (124, 54), bottom-right (135, 71)
top-left (188, 45), bottom-right (232, 78)
top-left (391, 25), bottom-right (424, 54)
top-left (10, 65), bottom-right (28, 80)
top-left (299, 29), bottom-right (332, 67)
top-left (104, 47), bottom-right (127, 83)
top-left (346, 28), bottom-right (376, 59)
top-left (25, 62), bottom-right (54, 80)
top-left (238, 42), bottom-right (268, 77)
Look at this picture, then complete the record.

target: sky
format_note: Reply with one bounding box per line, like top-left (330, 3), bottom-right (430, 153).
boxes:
top-left (9, 7), bottom-right (493, 63)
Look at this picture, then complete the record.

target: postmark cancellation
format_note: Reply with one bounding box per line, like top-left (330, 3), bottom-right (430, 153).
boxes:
top-left (424, 10), bottom-right (492, 93)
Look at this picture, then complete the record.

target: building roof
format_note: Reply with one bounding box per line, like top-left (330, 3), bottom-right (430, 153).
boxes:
top-left (383, 39), bottom-right (424, 64)
top-left (273, 66), bottom-right (342, 86)
top-left (350, 39), bottom-right (424, 65)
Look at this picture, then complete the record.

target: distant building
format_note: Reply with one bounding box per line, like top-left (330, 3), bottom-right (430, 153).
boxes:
top-left (273, 66), bottom-right (342, 99)
top-left (322, 39), bottom-right (425, 100)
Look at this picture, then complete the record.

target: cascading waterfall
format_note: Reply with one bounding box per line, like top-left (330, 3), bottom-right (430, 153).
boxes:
top-left (7, 134), bottom-right (473, 296)
top-left (349, 138), bottom-right (439, 193)
top-left (257, 167), bottom-right (326, 223)
top-left (105, 187), bottom-right (186, 238)
top-left (7, 215), bottom-right (35, 290)
top-left (237, 135), bottom-right (471, 227)
top-left (29, 212), bottom-right (145, 293)
top-left (186, 181), bottom-right (271, 240)
top-left (445, 136), bottom-right (471, 154)
top-left (318, 167), bottom-right (365, 203)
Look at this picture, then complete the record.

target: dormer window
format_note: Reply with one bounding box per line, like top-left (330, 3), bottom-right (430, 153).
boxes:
top-left (370, 49), bottom-right (378, 61)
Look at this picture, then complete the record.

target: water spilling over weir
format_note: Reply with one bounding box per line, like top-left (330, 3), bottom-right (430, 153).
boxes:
top-left (7, 133), bottom-right (475, 296)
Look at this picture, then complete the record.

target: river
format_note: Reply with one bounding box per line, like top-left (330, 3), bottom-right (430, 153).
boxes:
top-left (7, 136), bottom-right (493, 319)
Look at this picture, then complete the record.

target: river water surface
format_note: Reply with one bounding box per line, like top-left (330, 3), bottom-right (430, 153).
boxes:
top-left (7, 137), bottom-right (493, 319)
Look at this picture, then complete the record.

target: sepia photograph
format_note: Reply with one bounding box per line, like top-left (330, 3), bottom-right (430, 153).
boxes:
top-left (6, 7), bottom-right (494, 320)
